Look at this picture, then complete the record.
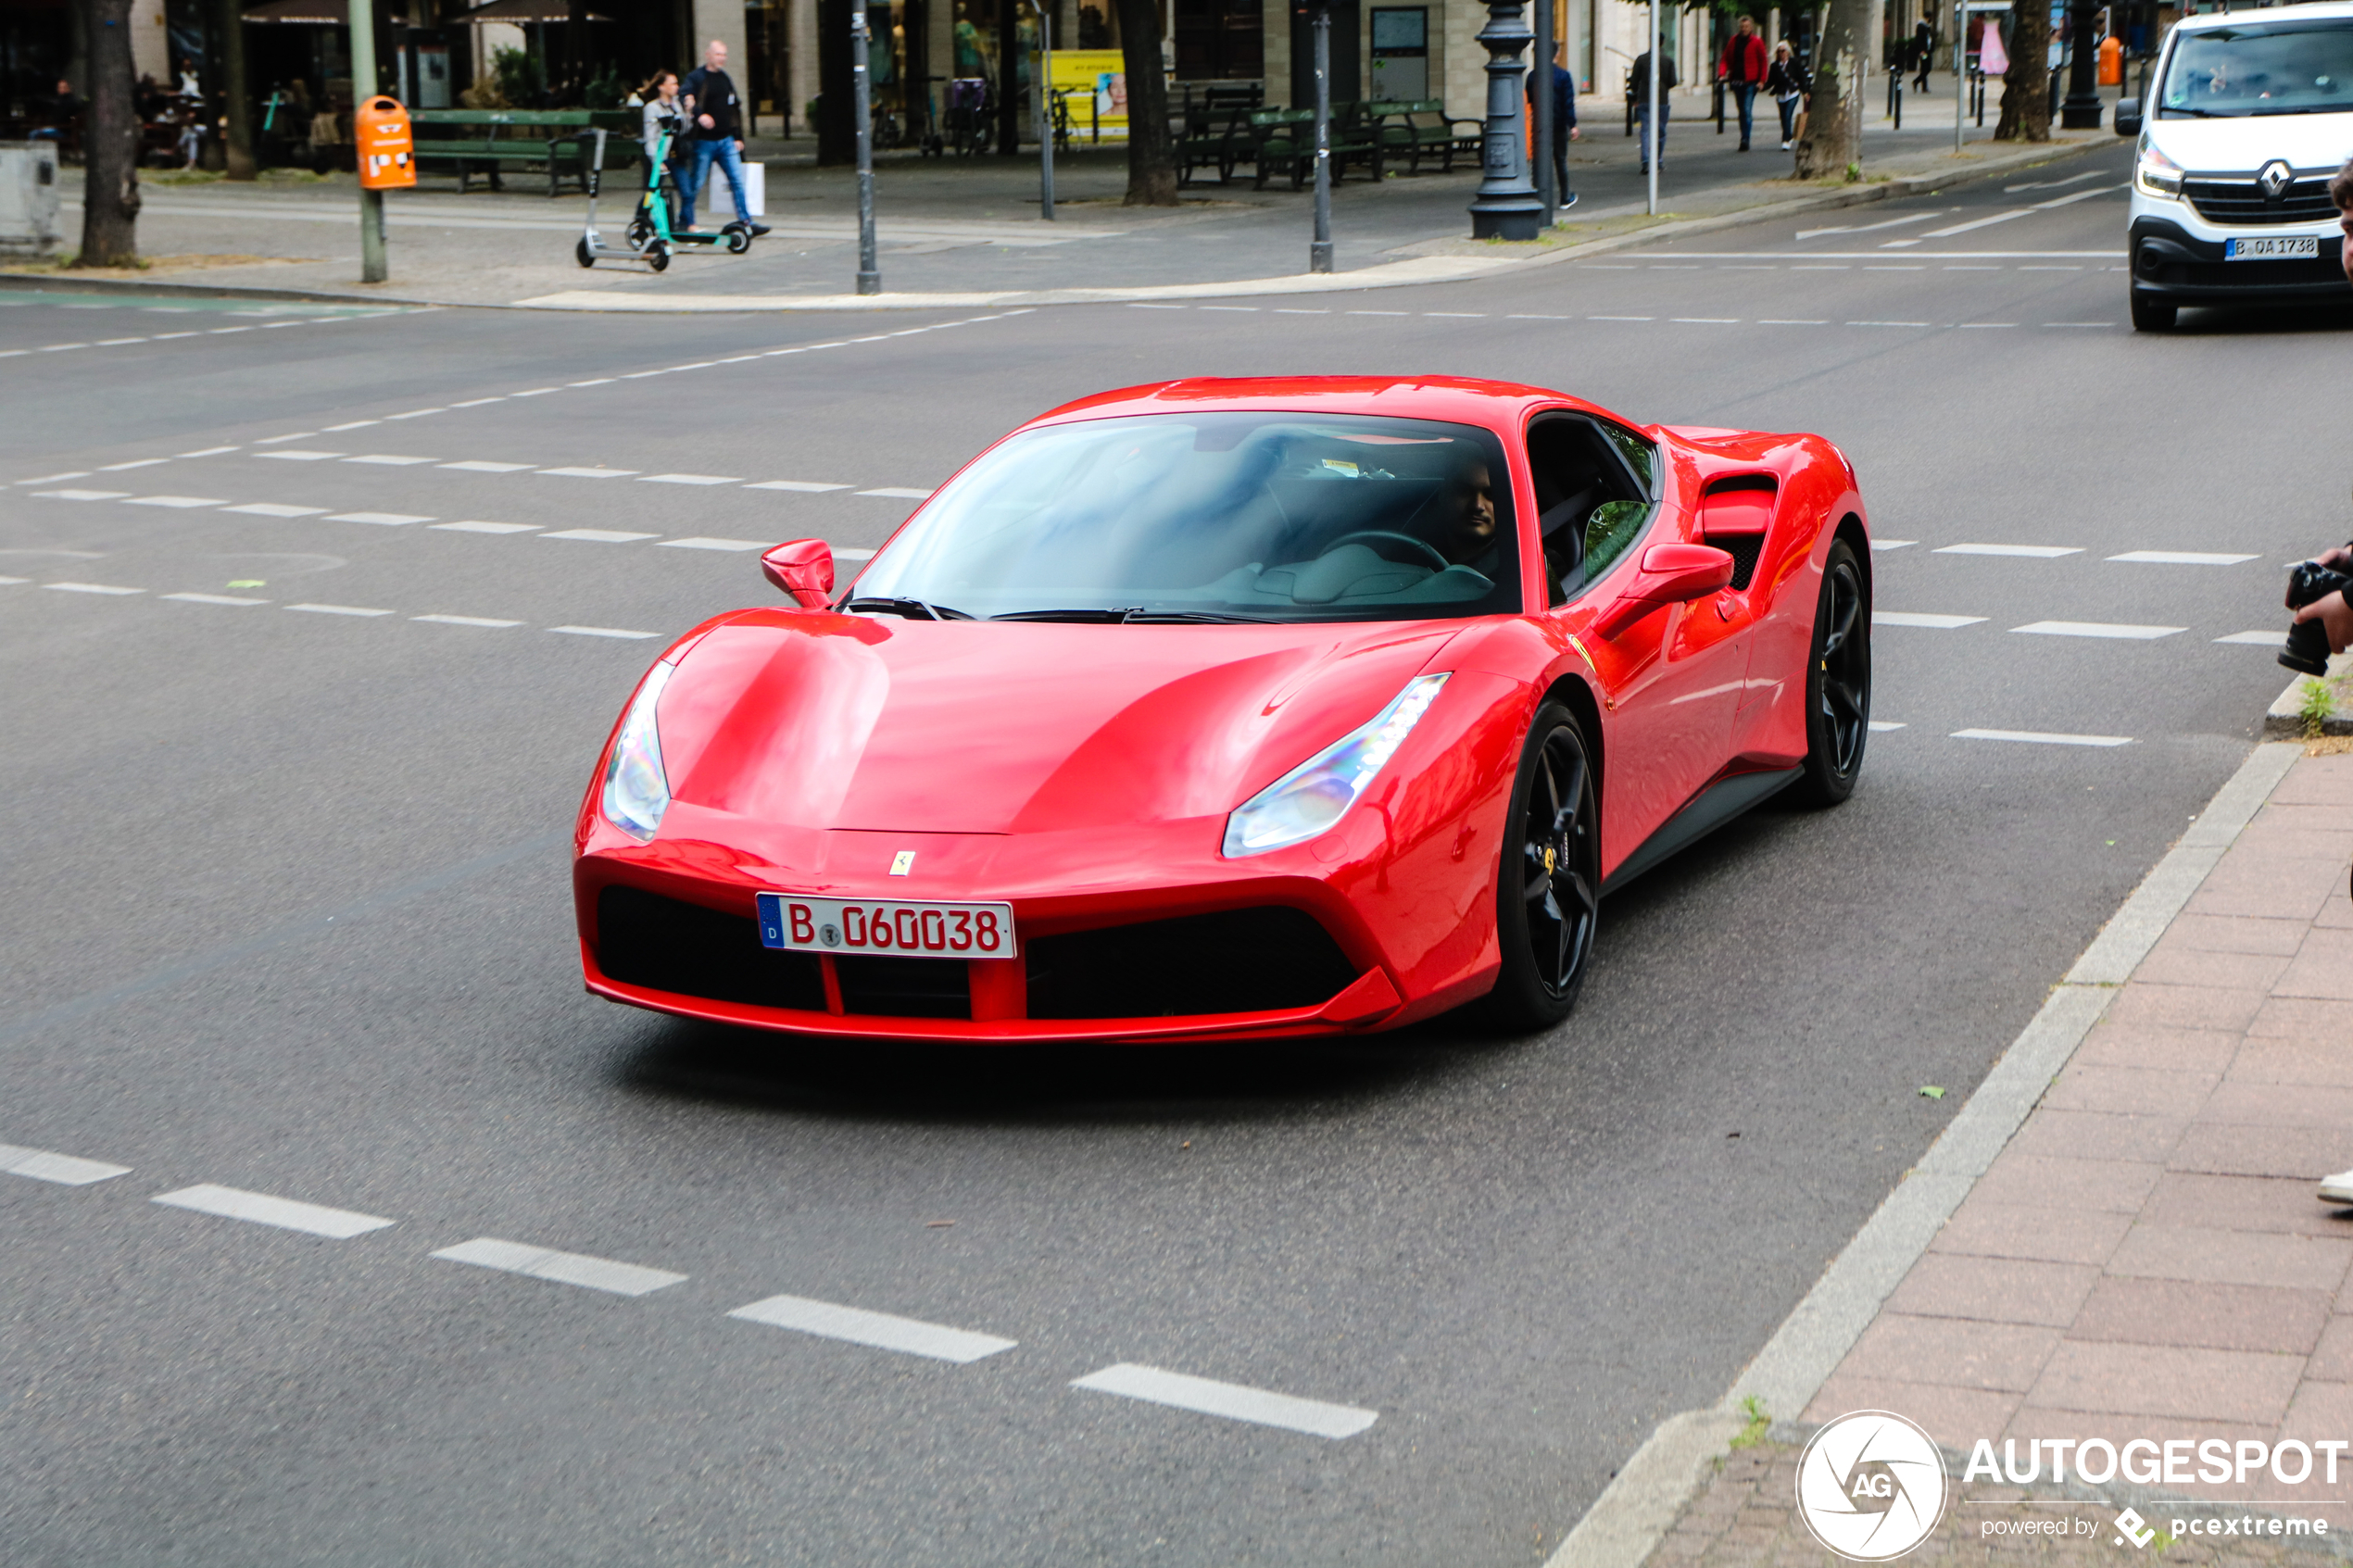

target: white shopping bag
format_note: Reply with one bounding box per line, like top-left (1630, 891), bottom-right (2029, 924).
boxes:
top-left (740, 159), bottom-right (766, 217)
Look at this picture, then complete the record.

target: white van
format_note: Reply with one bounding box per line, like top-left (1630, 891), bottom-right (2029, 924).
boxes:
top-left (2119, 0), bottom-right (2353, 330)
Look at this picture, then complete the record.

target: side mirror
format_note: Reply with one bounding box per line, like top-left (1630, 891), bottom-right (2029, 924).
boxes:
top-left (2114, 97), bottom-right (2141, 135)
top-left (761, 538), bottom-right (836, 608)
top-left (1593, 542), bottom-right (1736, 639)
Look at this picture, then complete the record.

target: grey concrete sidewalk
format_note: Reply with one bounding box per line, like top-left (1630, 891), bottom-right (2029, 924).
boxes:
top-left (9, 74), bottom-right (2115, 309)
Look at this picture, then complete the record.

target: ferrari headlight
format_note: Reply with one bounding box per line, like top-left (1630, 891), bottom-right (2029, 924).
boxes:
top-left (1223, 673), bottom-right (1451, 858)
top-left (2135, 140), bottom-right (2183, 197)
top-left (600, 658), bottom-right (676, 842)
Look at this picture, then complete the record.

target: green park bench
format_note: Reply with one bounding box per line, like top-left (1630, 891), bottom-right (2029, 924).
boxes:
top-left (1365, 99), bottom-right (1479, 175)
top-left (1247, 104), bottom-right (1385, 189)
top-left (409, 108), bottom-right (642, 196)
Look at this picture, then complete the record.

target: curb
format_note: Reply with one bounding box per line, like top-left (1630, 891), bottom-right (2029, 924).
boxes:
top-left (1545, 737), bottom-right (2307, 1568)
top-left (1, 137), bottom-right (2108, 313)
top-left (2264, 649), bottom-right (2353, 738)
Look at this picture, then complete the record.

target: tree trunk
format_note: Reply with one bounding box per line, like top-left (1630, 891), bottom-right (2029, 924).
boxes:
top-left (1992, 6), bottom-right (2051, 142)
top-left (1113, 0), bottom-right (1176, 205)
top-left (76, 0), bottom-right (141, 267)
top-left (1793, 0), bottom-right (1869, 180)
top-left (217, 0), bottom-right (257, 178)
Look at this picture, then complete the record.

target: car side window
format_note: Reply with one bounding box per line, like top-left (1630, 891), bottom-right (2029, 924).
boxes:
top-left (1526, 414), bottom-right (1659, 608)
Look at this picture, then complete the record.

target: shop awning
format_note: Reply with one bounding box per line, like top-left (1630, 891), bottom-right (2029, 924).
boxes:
top-left (458, 0), bottom-right (614, 20)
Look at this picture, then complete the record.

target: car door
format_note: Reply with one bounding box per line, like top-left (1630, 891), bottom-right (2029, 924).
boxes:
top-left (1532, 417), bottom-right (1753, 874)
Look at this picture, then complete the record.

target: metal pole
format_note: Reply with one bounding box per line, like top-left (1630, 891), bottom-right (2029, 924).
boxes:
top-left (1534, 0), bottom-right (1554, 226)
top-left (1467, 0), bottom-right (1541, 237)
top-left (1953, 0), bottom-right (1963, 150)
top-left (1645, 0), bottom-right (1657, 216)
top-left (348, 0), bottom-right (385, 282)
top-left (852, 4), bottom-right (878, 293)
top-left (1037, 6), bottom-right (1053, 219)
top-left (1311, 1), bottom-right (1332, 271)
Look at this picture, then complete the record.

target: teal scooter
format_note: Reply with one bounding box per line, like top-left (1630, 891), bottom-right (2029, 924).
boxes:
top-left (575, 117), bottom-right (753, 272)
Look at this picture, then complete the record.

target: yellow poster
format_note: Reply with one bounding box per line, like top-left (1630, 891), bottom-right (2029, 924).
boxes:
top-left (1048, 48), bottom-right (1127, 134)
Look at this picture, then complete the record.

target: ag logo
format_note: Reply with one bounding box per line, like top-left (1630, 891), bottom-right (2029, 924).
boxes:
top-left (1794, 1411), bottom-right (1949, 1561)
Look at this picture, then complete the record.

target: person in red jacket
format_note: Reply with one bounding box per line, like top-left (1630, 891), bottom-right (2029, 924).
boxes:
top-left (1718, 14), bottom-right (1768, 151)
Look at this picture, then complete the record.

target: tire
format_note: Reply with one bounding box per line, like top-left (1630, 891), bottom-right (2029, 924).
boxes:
top-left (645, 242), bottom-right (670, 273)
top-left (574, 236), bottom-right (596, 269)
top-left (1790, 536), bottom-right (1870, 807)
top-left (2130, 291), bottom-right (2176, 332)
top-left (725, 228), bottom-right (751, 254)
top-left (1477, 701), bottom-right (1602, 1033)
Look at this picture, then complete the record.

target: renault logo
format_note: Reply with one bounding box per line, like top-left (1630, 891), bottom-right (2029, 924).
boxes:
top-left (2259, 159), bottom-right (2294, 199)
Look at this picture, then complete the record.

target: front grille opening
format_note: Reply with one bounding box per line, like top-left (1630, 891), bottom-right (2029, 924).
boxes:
top-left (597, 885), bottom-right (826, 1011)
top-left (2151, 257), bottom-right (2349, 289)
top-left (1715, 534), bottom-right (1764, 591)
top-left (2185, 180), bottom-right (2337, 226)
top-left (1026, 907), bottom-right (1359, 1020)
top-left (836, 954), bottom-right (972, 1019)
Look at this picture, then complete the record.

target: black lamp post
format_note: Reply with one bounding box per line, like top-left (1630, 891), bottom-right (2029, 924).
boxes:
top-left (1309, 0), bottom-right (1333, 271)
top-left (2059, 0), bottom-right (2104, 128)
top-left (1467, 0), bottom-right (1541, 240)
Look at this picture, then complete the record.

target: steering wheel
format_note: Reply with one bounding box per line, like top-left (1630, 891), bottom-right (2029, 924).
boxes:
top-left (1319, 531), bottom-right (1452, 571)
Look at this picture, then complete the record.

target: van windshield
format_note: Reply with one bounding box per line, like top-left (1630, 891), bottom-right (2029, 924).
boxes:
top-left (2159, 19), bottom-right (2353, 117)
top-left (850, 411), bottom-right (1523, 623)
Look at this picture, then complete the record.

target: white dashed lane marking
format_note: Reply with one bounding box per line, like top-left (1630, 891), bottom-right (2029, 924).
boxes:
top-left (2216, 630), bottom-right (2287, 646)
top-left (1, 1142), bottom-right (131, 1185)
top-left (432, 1236), bottom-right (686, 1297)
top-left (1875, 611), bottom-right (1987, 629)
top-left (2012, 621), bottom-right (2184, 640)
top-left (747, 480), bottom-right (852, 492)
top-left (1071, 1363), bottom-right (1379, 1440)
top-left (287, 603), bottom-right (396, 617)
top-left (638, 473), bottom-right (742, 485)
top-left (413, 613), bottom-right (523, 629)
top-left (2108, 550), bottom-right (2258, 566)
top-left (434, 521), bottom-right (538, 534)
top-left (329, 511), bottom-right (434, 526)
top-left (226, 503), bottom-right (328, 517)
top-left (45, 582), bottom-right (143, 596)
top-left (550, 624), bottom-right (662, 639)
top-left (163, 592), bottom-right (268, 607)
top-left (543, 528), bottom-right (658, 543)
top-left (538, 467), bottom-right (637, 480)
top-left (124, 495), bottom-right (226, 508)
top-left (1868, 721), bottom-right (1906, 732)
top-left (658, 536), bottom-right (767, 551)
top-left (728, 1293), bottom-right (1018, 1363)
top-left (1933, 544), bottom-right (2082, 558)
top-left (1951, 728), bottom-right (2134, 747)
top-left (152, 1183), bottom-right (396, 1238)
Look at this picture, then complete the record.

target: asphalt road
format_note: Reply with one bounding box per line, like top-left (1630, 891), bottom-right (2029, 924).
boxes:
top-left (5, 137), bottom-right (2350, 1566)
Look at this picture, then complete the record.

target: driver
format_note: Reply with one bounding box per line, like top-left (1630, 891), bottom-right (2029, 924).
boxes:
top-left (1442, 459), bottom-right (1502, 571)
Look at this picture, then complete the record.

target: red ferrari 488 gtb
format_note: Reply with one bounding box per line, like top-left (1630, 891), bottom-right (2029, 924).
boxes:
top-left (573, 376), bottom-right (1871, 1042)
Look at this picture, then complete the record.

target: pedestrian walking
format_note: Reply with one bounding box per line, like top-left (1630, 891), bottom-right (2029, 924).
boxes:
top-left (678, 40), bottom-right (770, 235)
top-left (1631, 46), bottom-right (1677, 174)
top-left (1768, 41), bottom-right (1810, 150)
top-left (1912, 17), bottom-right (1935, 91)
top-left (1717, 14), bottom-right (1768, 151)
top-left (1526, 42), bottom-right (1581, 206)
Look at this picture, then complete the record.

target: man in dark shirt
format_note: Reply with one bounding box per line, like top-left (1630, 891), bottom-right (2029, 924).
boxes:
top-left (679, 40), bottom-right (769, 235)
top-left (1525, 44), bottom-right (1580, 207)
top-left (1631, 48), bottom-right (1676, 174)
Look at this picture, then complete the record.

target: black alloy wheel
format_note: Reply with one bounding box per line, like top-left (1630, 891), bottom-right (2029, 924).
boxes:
top-left (1793, 536), bottom-right (1870, 806)
top-left (1479, 702), bottom-right (1601, 1032)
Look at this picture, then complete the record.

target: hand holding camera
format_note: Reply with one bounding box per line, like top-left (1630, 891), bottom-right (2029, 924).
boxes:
top-left (2283, 545), bottom-right (2353, 675)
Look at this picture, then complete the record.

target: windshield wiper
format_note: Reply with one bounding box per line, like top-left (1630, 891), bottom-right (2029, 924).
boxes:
top-left (1121, 608), bottom-right (1283, 623)
top-left (988, 608), bottom-right (1139, 622)
top-left (843, 596), bottom-right (975, 621)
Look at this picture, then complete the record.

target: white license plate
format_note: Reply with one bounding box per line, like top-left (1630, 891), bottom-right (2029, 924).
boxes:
top-left (2223, 235), bottom-right (2320, 260)
top-left (756, 893), bottom-right (1016, 959)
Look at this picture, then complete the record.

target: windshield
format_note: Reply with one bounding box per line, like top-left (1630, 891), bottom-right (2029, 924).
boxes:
top-left (2159, 19), bottom-right (2353, 117)
top-left (849, 411), bottom-right (1523, 623)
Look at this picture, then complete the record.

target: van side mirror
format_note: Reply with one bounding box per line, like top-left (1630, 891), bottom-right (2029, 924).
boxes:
top-left (761, 539), bottom-right (836, 608)
top-left (2114, 97), bottom-right (2141, 135)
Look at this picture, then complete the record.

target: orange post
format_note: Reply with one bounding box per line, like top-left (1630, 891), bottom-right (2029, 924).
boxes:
top-left (355, 96), bottom-right (416, 190)
top-left (2097, 34), bottom-right (2123, 87)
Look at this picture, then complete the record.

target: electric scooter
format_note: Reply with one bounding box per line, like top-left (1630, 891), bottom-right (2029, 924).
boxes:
top-left (574, 119), bottom-right (754, 272)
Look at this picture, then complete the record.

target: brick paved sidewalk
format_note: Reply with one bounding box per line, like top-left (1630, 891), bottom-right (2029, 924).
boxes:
top-left (1649, 750), bottom-right (2353, 1564)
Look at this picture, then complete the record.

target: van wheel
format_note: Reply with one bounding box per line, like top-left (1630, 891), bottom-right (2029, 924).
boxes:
top-left (2131, 293), bottom-right (2176, 332)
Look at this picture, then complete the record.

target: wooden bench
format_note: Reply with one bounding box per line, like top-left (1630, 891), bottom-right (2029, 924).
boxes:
top-left (409, 109), bottom-right (641, 195)
top-left (1246, 108), bottom-right (1314, 189)
top-left (1365, 99), bottom-right (1476, 174)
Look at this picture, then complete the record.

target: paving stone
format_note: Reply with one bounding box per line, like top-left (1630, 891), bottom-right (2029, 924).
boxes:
top-left (2202, 1080), bottom-right (2353, 1130)
top-left (2141, 1173), bottom-right (2353, 1238)
top-left (2045, 1063), bottom-right (2220, 1118)
top-left (2303, 1314), bottom-right (2353, 1382)
top-left (1801, 1373), bottom-right (2024, 1437)
top-left (2246, 996), bottom-right (2353, 1039)
top-left (1886, 1255), bottom-right (2099, 1329)
top-left (2230, 1037), bottom-right (2353, 1089)
top-left (2108, 1223), bottom-right (2353, 1291)
top-left (1972, 1154), bottom-right (2164, 1214)
top-left (2075, 1022), bottom-right (2244, 1074)
top-left (2170, 1122), bottom-right (2353, 1180)
top-left (2068, 1276), bottom-right (2329, 1354)
top-left (1843, 1312), bottom-right (2062, 1390)
top-left (2022, 1340), bottom-right (2304, 1424)
top-left (2099, 984), bottom-right (2270, 1034)
top-left (2008, 1110), bottom-right (2192, 1164)
top-left (1930, 1201), bottom-right (2133, 1267)
top-left (2130, 946), bottom-right (2295, 993)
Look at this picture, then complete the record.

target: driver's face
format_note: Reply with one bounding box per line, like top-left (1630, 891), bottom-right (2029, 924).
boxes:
top-left (1454, 464), bottom-right (1497, 555)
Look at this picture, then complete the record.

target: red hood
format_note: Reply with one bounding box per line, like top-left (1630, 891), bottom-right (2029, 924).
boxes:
top-left (653, 611), bottom-right (1461, 834)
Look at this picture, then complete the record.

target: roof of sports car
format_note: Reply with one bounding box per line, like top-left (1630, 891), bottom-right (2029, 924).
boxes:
top-left (1031, 376), bottom-right (1616, 431)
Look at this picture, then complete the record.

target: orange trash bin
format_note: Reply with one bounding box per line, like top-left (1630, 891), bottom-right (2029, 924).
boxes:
top-left (2097, 34), bottom-right (2123, 87)
top-left (356, 96), bottom-right (417, 190)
